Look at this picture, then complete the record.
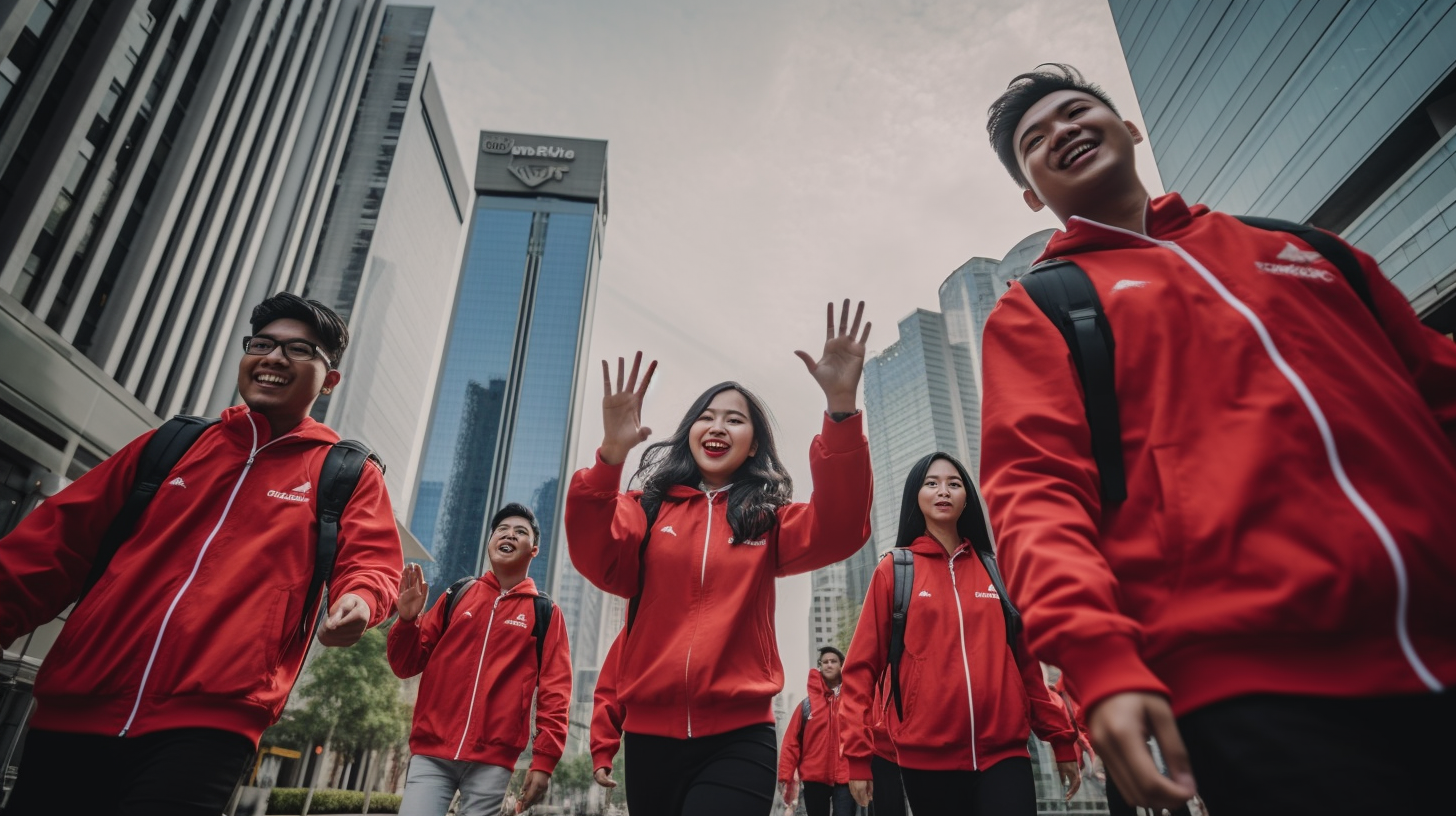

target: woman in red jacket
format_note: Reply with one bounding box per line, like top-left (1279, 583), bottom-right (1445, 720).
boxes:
top-left (565, 300), bottom-right (874, 816)
top-left (841, 452), bottom-right (1080, 815)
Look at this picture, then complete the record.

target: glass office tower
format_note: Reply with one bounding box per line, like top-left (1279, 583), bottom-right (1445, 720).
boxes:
top-left (412, 132), bottom-right (607, 594)
top-left (1108, 0), bottom-right (1456, 328)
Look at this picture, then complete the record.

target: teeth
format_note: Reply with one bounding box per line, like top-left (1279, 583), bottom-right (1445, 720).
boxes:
top-left (257, 374), bottom-right (287, 384)
top-left (1062, 142), bottom-right (1094, 167)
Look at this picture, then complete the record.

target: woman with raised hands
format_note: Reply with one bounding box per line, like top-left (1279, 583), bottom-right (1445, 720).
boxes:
top-left (841, 451), bottom-right (1081, 816)
top-left (565, 300), bottom-right (874, 816)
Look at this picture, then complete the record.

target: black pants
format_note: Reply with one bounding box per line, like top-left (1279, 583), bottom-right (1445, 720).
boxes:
top-left (624, 723), bottom-right (777, 816)
top-left (870, 754), bottom-right (907, 816)
top-left (4, 727), bottom-right (254, 816)
top-left (900, 756), bottom-right (1035, 816)
top-left (802, 781), bottom-right (855, 816)
top-left (1177, 690), bottom-right (1456, 816)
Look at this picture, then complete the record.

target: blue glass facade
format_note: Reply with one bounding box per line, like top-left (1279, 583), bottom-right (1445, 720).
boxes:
top-left (1109, 0), bottom-right (1456, 320)
top-left (412, 194), bottom-right (601, 591)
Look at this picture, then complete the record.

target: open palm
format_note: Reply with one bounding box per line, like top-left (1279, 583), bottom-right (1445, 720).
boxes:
top-left (795, 299), bottom-right (872, 414)
top-left (599, 351), bottom-right (657, 466)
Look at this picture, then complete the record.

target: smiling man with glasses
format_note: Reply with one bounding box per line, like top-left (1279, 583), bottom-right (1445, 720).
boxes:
top-left (0, 292), bottom-right (404, 816)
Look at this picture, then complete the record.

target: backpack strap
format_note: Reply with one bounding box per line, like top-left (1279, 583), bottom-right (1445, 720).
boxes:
top-left (1021, 261), bottom-right (1128, 504)
top-left (625, 498), bottom-right (660, 633)
top-left (976, 548), bottom-right (1022, 648)
top-left (1234, 216), bottom-right (1377, 320)
top-left (798, 696), bottom-right (812, 737)
top-left (533, 593), bottom-right (555, 669)
top-left (302, 439), bottom-right (382, 640)
top-left (440, 575), bottom-right (476, 631)
top-left (887, 548), bottom-right (915, 720)
top-left (79, 415), bottom-right (219, 604)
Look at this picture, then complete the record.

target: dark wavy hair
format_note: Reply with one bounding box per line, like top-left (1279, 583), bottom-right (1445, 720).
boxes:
top-left (631, 382), bottom-right (792, 544)
top-left (986, 63), bottom-right (1120, 189)
top-left (894, 452), bottom-right (994, 555)
top-left (250, 291), bottom-right (349, 369)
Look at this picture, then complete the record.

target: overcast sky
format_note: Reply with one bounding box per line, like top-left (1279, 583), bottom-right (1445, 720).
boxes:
top-left (420, 0), bottom-right (1164, 683)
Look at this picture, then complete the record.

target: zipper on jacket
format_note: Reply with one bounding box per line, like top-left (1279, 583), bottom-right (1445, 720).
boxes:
top-left (456, 588), bottom-right (507, 759)
top-left (119, 416), bottom-right (297, 736)
top-left (947, 548), bottom-right (979, 769)
top-left (1067, 215), bottom-right (1442, 692)
top-left (685, 483), bottom-right (732, 738)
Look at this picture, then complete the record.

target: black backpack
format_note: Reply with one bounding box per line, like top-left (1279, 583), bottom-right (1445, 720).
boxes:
top-left (885, 546), bottom-right (1020, 719)
top-left (1019, 216), bottom-right (1377, 505)
top-left (76, 414), bottom-right (383, 640)
top-left (439, 575), bottom-right (556, 669)
top-left (797, 695), bottom-right (812, 735)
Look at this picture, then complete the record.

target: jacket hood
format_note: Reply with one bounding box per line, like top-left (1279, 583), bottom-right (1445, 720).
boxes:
top-left (1037, 193), bottom-right (1209, 262)
top-left (805, 667), bottom-right (834, 701)
top-left (904, 535), bottom-right (965, 558)
top-left (219, 404), bottom-right (339, 447)
top-left (476, 571), bottom-right (542, 597)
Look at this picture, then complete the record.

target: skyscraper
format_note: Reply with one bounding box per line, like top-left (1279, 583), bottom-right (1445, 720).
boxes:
top-left (0, 0), bottom-right (461, 794)
top-left (411, 130), bottom-right (606, 607)
top-left (1108, 0), bottom-right (1456, 329)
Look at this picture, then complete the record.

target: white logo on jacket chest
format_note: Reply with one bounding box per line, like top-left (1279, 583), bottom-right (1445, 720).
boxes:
top-left (266, 488), bottom-right (309, 502)
top-left (1256, 244), bottom-right (1334, 283)
top-left (975, 584), bottom-right (1000, 600)
top-left (1111, 279), bottom-right (1149, 291)
top-left (169, 477), bottom-right (187, 488)
top-left (504, 613), bottom-right (529, 629)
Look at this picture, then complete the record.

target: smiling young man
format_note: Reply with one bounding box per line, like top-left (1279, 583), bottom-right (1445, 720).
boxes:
top-left (778, 647), bottom-right (852, 816)
top-left (0, 292), bottom-right (403, 816)
top-left (976, 65), bottom-right (1456, 816)
top-left (387, 503), bottom-right (571, 816)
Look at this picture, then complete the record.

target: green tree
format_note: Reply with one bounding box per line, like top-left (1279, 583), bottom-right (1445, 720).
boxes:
top-left (264, 627), bottom-right (411, 767)
top-left (551, 754), bottom-right (594, 802)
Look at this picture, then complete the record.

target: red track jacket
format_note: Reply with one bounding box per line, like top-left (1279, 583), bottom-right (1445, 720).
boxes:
top-left (778, 669), bottom-right (850, 787)
top-left (387, 572), bottom-right (571, 774)
top-left (565, 412), bottom-right (873, 739)
top-left (0, 405), bottom-right (402, 744)
top-left (981, 194), bottom-right (1456, 717)
top-left (841, 538), bottom-right (1078, 776)
top-left (591, 630), bottom-right (626, 773)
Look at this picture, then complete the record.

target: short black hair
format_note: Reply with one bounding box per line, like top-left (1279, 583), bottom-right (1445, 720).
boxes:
top-left (818, 646), bottom-right (845, 663)
top-left (250, 292), bottom-right (349, 369)
top-left (986, 63), bottom-right (1120, 189)
top-left (489, 502), bottom-right (540, 543)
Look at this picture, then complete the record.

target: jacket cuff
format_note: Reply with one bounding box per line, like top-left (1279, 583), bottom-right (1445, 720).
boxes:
top-left (1052, 739), bottom-right (1080, 764)
top-left (1057, 632), bottom-right (1169, 713)
top-left (818, 411), bottom-right (866, 454)
top-left (529, 753), bottom-right (561, 775)
top-left (591, 751), bottom-right (614, 773)
top-left (581, 450), bottom-right (627, 494)
top-left (847, 754), bottom-right (873, 779)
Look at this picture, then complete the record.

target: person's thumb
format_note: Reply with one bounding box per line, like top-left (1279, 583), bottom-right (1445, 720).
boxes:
top-left (1148, 701), bottom-right (1197, 798)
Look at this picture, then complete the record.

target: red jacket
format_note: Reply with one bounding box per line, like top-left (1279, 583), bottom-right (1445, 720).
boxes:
top-left (840, 538), bottom-right (1078, 776)
top-left (387, 572), bottom-right (570, 774)
top-left (981, 194), bottom-right (1456, 717)
top-left (0, 405), bottom-right (402, 744)
top-left (565, 412), bottom-right (872, 739)
top-left (591, 630), bottom-right (626, 773)
top-left (778, 669), bottom-right (850, 786)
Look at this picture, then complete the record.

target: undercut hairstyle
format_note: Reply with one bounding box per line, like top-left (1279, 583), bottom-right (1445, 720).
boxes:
top-left (632, 382), bottom-right (793, 545)
top-left (986, 63), bottom-right (1120, 189)
top-left (249, 292), bottom-right (349, 369)
top-left (490, 502), bottom-right (541, 543)
top-left (895, 452), bottom-right (995, 556)
top-left (818, 646), bottom-right (845, 663)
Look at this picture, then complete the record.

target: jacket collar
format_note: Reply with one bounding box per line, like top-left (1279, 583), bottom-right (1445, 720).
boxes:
top-left (905, 535), bottom-right (969, 558)
top-left (666, 482), bottom-right (732, 501)
top-left (1035, 192), bottom-right (1209, 263)
top-left (219, 404), bottom-right (339, 448)
top-left (477, 570), bottom-right (539, 597)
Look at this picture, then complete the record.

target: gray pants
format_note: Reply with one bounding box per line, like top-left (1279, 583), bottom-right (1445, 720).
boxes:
top-left (399, 754), bottom-right (513, 816)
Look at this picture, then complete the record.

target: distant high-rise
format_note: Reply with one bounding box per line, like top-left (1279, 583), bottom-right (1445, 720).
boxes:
top-left (845, 231), bottom-right (1052, 602)
top-left (410, 131), bottom-right (607, 659)
top-left (1108, 0), bottom-right (1456, 329)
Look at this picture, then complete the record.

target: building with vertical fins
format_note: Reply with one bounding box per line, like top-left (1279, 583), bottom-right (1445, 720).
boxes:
top-left (409, 131), bottom-right (607, 659)
top-left (1107, 0), bottom-right (1456, 329)
top-left (0, 0), bottom-right (462, 794)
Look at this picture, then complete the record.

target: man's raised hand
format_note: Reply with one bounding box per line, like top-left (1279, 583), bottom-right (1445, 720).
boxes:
top-left (795, 299), bottom-right (871, 415)
top-left (396, 563), bottom-right (428, 622)
top-left (599, 352), bottom-right (656, 466)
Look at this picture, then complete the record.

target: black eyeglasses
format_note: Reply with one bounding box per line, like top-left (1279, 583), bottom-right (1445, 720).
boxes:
top-left (242, 335), bottom-right (334, 368)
